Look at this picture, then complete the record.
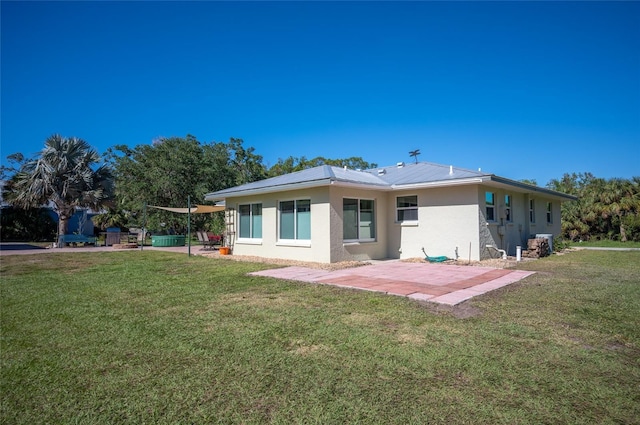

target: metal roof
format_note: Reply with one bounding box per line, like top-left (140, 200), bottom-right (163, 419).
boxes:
top-left (204, 162), bottom-right (576, 201)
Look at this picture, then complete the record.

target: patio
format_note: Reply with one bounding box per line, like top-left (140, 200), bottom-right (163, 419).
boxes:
top-left (249, 261), bottom-right (535, 305)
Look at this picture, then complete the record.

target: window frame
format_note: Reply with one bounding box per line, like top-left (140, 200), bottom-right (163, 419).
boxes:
top-left (529, 199), bottom-right (536, 223)
top-left (396, 195), bottom-right (418, 223)
top-left (237, 202), bottom-right (262, 241)
top-left (504, 194), bottom-right (512, 222)
top-left (278, 199), bottom-right (311, 243)
top-left (485, 192), bottom-right (496, 222)
top-left (546, 201), bottom-right (553, 224)
top-left (343, 197), bottom-right (376, 243)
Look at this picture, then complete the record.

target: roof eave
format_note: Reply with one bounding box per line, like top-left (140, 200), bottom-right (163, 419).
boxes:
top-left (487, 176), bottom-right (578, 201)
top-left (204, 178), bottom-right (333, 201)
top-left (389, 177), bottom-right (489, 191)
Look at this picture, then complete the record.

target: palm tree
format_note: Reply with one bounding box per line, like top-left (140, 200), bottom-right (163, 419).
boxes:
top-left (409, 149), bottom-right (420, 164)
top-left (4, 134), bottom-right (115, 246)
top-left (594, 178), bottom-right (639, 241)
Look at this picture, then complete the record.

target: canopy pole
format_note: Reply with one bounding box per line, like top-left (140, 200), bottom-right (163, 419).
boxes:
top-left (141, 202), bottom-right (147, 251)
top-left (187, 196), bottom-right (191, 257)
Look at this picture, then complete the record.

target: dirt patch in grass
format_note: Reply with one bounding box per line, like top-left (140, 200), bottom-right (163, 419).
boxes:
top-left (200, 251), bottom-right (370, 271)
top-left (401, 256), bottom-right (529, 269)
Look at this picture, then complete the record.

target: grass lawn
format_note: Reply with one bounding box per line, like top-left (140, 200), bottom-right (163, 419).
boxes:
top-left (1, 250), bottom-right (639, 424)
top-left (570, 240), bottom-right (640, 248)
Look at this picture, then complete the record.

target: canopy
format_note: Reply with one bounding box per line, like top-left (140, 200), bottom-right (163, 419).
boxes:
top-left (149, 204), bottom-right (225, 214)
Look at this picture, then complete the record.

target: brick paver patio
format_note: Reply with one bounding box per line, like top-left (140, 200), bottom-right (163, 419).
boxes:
top-left (249, 261), bottom-right (535, 305)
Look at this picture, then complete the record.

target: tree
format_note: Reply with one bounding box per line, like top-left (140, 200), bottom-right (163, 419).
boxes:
top-left (3, 135), bottom-right (114, 245)
top-left (593, 178), bottom-right (639, 241)
top-left (267, 156), bottom-right (378, 177)
top-left (106, 136), bottom-right (265, 234)
top-left (547, 172), bottom-right (639, 242)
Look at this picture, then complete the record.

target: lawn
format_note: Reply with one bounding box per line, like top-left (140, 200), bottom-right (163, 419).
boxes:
top-left (1, 250), bottom-right (639, 424)
top-left (570, 239), bottom-right (640, 248)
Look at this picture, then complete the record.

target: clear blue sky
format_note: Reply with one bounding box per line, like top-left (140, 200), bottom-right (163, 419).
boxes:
top-left (2, 1), bottom-right (638, 185)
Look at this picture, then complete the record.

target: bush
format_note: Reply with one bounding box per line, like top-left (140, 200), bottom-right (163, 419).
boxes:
top-left (622, 214), bottom-right (640, 242)
top-left (0, 207), bottom-right (57, 241)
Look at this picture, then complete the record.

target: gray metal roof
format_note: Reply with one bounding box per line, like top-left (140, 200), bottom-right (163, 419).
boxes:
top-left (204, 162), bottom-right (576, 201)
top-left (363, 162), bottom-right (488, 186)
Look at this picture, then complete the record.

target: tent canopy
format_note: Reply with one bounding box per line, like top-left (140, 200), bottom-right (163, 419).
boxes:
top-left (149, 204), bottom-right (225, 214)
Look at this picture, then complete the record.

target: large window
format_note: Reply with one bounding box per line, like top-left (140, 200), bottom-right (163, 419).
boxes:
top-left (504, 194), bottom-right (512, 222)
top-left (396, 195), bottom-right (418, 222)
top-left (485, 192), bottom-right (496, 222)
top-left (344, 198), bottom-right (376, 241)
top-left (279, 199), bottom-right (311, 241)
top-left (238, 203), bottom-right (262, 239)
top-left (546, 202), bottom-right (553, 224)
top-left (529, 199), bottom-right (536, 223)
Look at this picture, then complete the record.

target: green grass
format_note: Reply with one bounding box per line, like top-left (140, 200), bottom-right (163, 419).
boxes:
top-left (571, 239), bottom-right (640, 248)
top-left (1, 251), bottom-right (639, 424)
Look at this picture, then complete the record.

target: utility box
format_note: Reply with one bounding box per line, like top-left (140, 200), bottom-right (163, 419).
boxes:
top-left (106, 228), bottom-right (121, 246)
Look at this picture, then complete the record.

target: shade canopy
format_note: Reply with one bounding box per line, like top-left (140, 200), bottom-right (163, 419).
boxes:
top-left (149, 204), bottom-right (225, 214)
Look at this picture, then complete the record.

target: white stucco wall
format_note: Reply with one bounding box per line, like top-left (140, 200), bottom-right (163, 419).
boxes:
top-left (387, 185), bottom-right (481, 261)
top-left (479, 187), bottom-right (563, 258)
top-left (327, 186), bottom-right (389, 262)
top-left (227, 187), bottom-right (333, 263)
top-left (222, 183), bottom-right (565, 263)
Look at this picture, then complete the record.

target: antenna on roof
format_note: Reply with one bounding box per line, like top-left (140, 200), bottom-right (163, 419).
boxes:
top-left (409, 149), bottom-right (420, 164)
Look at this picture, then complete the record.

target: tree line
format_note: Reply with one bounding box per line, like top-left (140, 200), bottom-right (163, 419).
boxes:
top-left (0, 134), bottom-right (377, 242)
top-left (1, 134), bottom-right (638, 243)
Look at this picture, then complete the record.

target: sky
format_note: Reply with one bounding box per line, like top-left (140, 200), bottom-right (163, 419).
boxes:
top-left (1, 1), bottom-right (639, 186)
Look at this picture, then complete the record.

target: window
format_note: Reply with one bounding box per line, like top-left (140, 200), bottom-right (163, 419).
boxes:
top-left (344, 198), bottom-right (376, 241)
top-left (529, 199), bottom-right (536, 223)
top-left (238, 203), bottom-right (262, 239)
top-left (279, 199), bottom-right (310, 240)
top-left (504, 194), bottom-right (512, 222)
top-left (485, 192), bottom-right (496, 222)
top-left (396, 195), bottom-right (418, 222)
top-left (546, 202), bottom-right (553, 224)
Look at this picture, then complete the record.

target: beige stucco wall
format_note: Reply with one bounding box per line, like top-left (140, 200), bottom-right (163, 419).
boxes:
top-left (327, 186), bottom-right (389, 262)
top-left (387, 185), bottom-right (481, 261)
top-left (478, 187), bottom-right (563, 258)
top-left (223, 183), bottom-right (565, 263)
top-left (227, 186), bottom-right (332, 263)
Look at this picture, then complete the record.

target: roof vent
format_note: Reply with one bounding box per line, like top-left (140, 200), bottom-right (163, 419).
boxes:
top-left (343, 166), bottom-right (347, 170)
top-left (449, 165), bottom-right (453, 175)
top-left (377, 169), bottom-right (386, 175)
top-left (397, 162), bottom-right (404, 168)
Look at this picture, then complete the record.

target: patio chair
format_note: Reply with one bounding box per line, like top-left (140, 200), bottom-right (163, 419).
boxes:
top-left (197, 231), bottom-right (215, 250)
top-left (206, 232), bottom-right (223, 249)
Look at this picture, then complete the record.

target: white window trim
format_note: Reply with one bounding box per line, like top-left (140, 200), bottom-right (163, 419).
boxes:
top-left (396, 195), bottom-right (418, 223)
top-left (238, 202), bottom-right (262, 240)
top-left (485, 192), bottom-right (496, 222)
top-left (343, 197), bottom-right (376, 243)
top-left (236, 238), bottom-right (263, 245)
top-left (504, 194), bottom-right (512, 223)
top-left (529, 199), bottom-right (536, 224)
top-left (276, 240), bottom-right (312, 248)
top-left (546, 202), bottom-right (553, 224)
top-left (278, 199), bottom-right (311, 242)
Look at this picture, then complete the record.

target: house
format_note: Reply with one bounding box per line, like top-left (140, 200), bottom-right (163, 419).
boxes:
top-left (204, 162), bottom-right (576, 263)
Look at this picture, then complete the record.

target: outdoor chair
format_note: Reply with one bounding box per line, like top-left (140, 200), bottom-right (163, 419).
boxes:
top-left (206, 232), bottom-right (223, 249)
top-left (197, 231), bottom-right (215, 250)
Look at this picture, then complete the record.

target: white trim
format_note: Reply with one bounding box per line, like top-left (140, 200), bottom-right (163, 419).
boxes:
top-left (236, 238), bottom-right (262, 245)
top-left (276, 240), bottom-right (311, 247)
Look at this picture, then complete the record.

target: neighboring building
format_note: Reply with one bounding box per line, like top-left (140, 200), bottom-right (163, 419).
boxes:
top-left (205, 162), bottom-right (576, 263)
